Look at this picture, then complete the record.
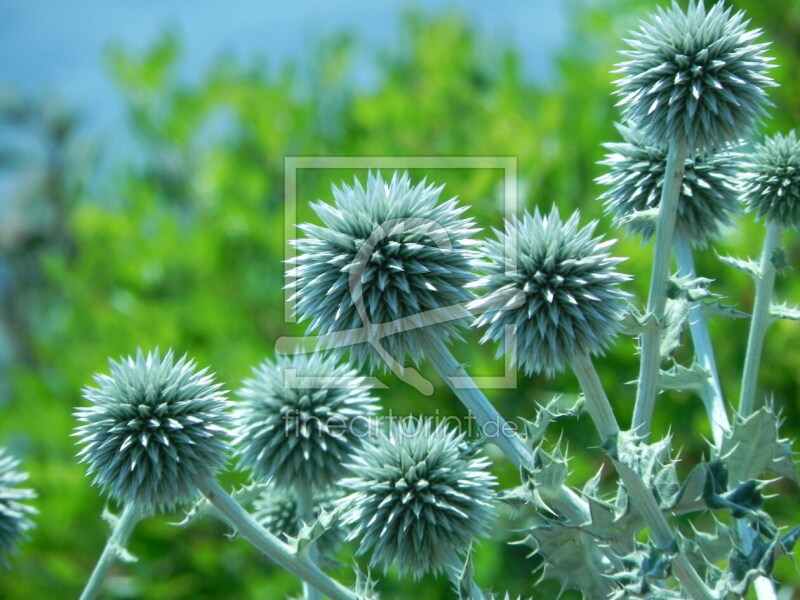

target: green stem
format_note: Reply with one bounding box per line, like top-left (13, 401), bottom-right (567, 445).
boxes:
top-left (197, 477), bottom-right (358, 600)
top-left (674, 234), bottom-right (730, 446)
top-left (423, 334), bottom-right (590, 525)
top-left (739, 221), bottom-right (784, 416)
top-left (79, 503), bottom-right (143, 600)
top-left (296, 481), bottom-right (322, 600)
top-left (571, 354), bottom-right (714, 600)
top-left (632, 137), bottom-right (690, 439)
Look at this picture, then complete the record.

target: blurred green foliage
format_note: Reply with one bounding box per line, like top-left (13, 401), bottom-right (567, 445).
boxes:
top-left (1, 1), bottom-right (800, 598)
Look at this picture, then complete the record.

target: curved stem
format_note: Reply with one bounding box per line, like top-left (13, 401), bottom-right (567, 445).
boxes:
top-left (739, 221), bottom-right (784, 416)
top-left (296, 481), bottom-right (322, 600)
top-left (197, 477), bottom-right (358, 600)
top-left (79, 503), bottom-right (143, 600)
top-left (674, 234), bottom-right (730, 446)
top-left (632, 137), bottom-right (689, 439)
top-left (423, 334), bottom-right (590, 525)
top-left (571, 353), bottom-right (620, 440)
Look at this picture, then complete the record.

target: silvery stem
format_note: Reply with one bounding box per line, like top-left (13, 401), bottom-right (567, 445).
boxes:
top-left (674, 233), bottom-right (730, 447)
top-left (197, 477), bottom-right (358, 600)
top-left (79, 503), bottom-right (143, 600)
top-left (632, 136), bottom-right (690, 439)
top-left (739, 221), bottom-right (784, 416)
top-left (296, 481), bottom-right (322, 600)
top-left (571, 353), bottom-right (714, 600)
top-left (423, 334), bottom-right (590, 525)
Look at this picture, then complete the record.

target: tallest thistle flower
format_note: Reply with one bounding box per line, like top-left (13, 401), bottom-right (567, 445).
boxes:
top-left (614, 0), bottom-right (775, 151)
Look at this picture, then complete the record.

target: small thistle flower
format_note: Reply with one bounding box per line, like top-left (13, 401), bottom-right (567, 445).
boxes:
top-left (232, 353), bottom-right (379, 489)
top-left (741, 131), bottom-right (800, 227)
top-left (614, 1), bottom-right (775, 150)
top-left (470, 207), bottom-right (630, 377)
top-left (598, 123), bottom-right (740, 247)
top-left (0, 449), bottom-right (36, 565)
top-left (252, 486), bottom-right (344, 559)
top-left (75, 349), bottom-right (230, 514)
top-left (288, 171), bottom-right (478, 370)
top-left (339, 418), bottom-right (495, 579)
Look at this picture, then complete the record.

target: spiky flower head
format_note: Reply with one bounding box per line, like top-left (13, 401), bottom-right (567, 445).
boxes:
top-left (741, 131), bottom-right (800, 227)
top-left (232, 353), bottom-right (379, 489)
top-left (339, 418), bottom-right (495, 579)
top-left (598, 123), bottom-right (740, 247)
top-left (252, 486), bottom-right (344, 560)
top-left (614, 1), bottom-right (775, 150)
top-left (288, 171), bottom-right (478, 371)
top-left (470, 207), bottom-right (630, 377)
top-left (75, 349), bottom-right (230, 514)
top-left (0, 449), bottom-right (36, 566)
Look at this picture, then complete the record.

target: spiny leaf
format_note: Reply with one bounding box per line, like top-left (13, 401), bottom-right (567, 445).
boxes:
top-left (770, 302), bottom-right (800, 322)
top-left (701, 300), bottom-right (748, 320)
top-left (522, 394), bottom-right (583, 448)
top-left (718, 407), bottom-right (783, 484)
top-left (716, 253), bottom-right (760, 279)
top-left (659, 362), bottom-right (711, 395)
top-left (661, 298), bottom-right (690, 358)
top-left (666, 274), bottom-right (719, 302)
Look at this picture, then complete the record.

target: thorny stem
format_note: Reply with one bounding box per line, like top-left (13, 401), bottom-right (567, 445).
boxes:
top-left (674, 234), bottom-right (730, 447)
top-left (739, 221), bottom-right (784, 417)
top-left (296, 481), bottom-right (322, 600)
top-left (632, 137), bottom-right (690, 439)
top-left (197, 477), bottom-right (359, 600)
top-left (572, 353), bottom-right (715, 600)
top-left (423, 334), bottom-right (590, 525)
top-left (79, 503), bottom-right (143, 600)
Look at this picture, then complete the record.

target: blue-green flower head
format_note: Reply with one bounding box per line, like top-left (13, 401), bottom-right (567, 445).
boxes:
top-left (288, 171), bottom-right (478, 371)
top-left (614, 1), bottom-right (775, 150)
top-left (339, 418), bottom-right (496, 579)
top-left (0, 449), bottom-right (36, 566)
top-left (741, 131), bottom-right (800, 227)
top-left (75, 349), bottom-right (231, 514)
top-left (232, 353), bottom-right (379, 489)
top-left (469, 207), bottom-right (631, 377)
top-left (598, 123), bottom-right (740, 247)
top-left (253, 485), bottom-right (344, 560)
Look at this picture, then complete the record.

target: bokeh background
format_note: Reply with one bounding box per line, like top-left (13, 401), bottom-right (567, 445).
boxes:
top-left (1, 0), bottom-right (799, 598)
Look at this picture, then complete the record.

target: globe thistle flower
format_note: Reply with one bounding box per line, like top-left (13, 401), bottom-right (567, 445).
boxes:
top-left (232, 353), bottom-right (379, 489)
top-left (339, 418), bottom-right (496, 579)
top-left (469, 207), bottom-right (630, 377)
top-left (614, 1), bottom-right (775, 150)
top-left (74, 349), bottom-right (231, 514)
top-left (598, 123), bottom-right (740, 247)
top-left (252, 485), bottom-right (344, 559)
top-left (288, 171), bottom-right (478, 371)
top-left (0, 449), bottom-right (36, 565)
top-left (741, 131), bottom-right (800, 227)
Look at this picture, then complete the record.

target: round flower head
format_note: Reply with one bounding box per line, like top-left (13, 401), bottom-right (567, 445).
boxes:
top-left (469, 207), bottom-right (630, 377)
top-left (741, 131), bottom-right (800, 227)
top-left (288, 171), bottom-right (478, 371)
top-left (75, 349), bottom-right (230, 514)
top-left (232, 353), bottom-right (379, 489)
top-left (253, 486), bottom-right (344, 560)
top-left (598, 123), bottom-right (740, 247)
top-left (339, 418), bottom-right (496, 579)
top-left (0, 449), bottom-right (36, 566)
top-left (614, 1), bottom-right (775, 150)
